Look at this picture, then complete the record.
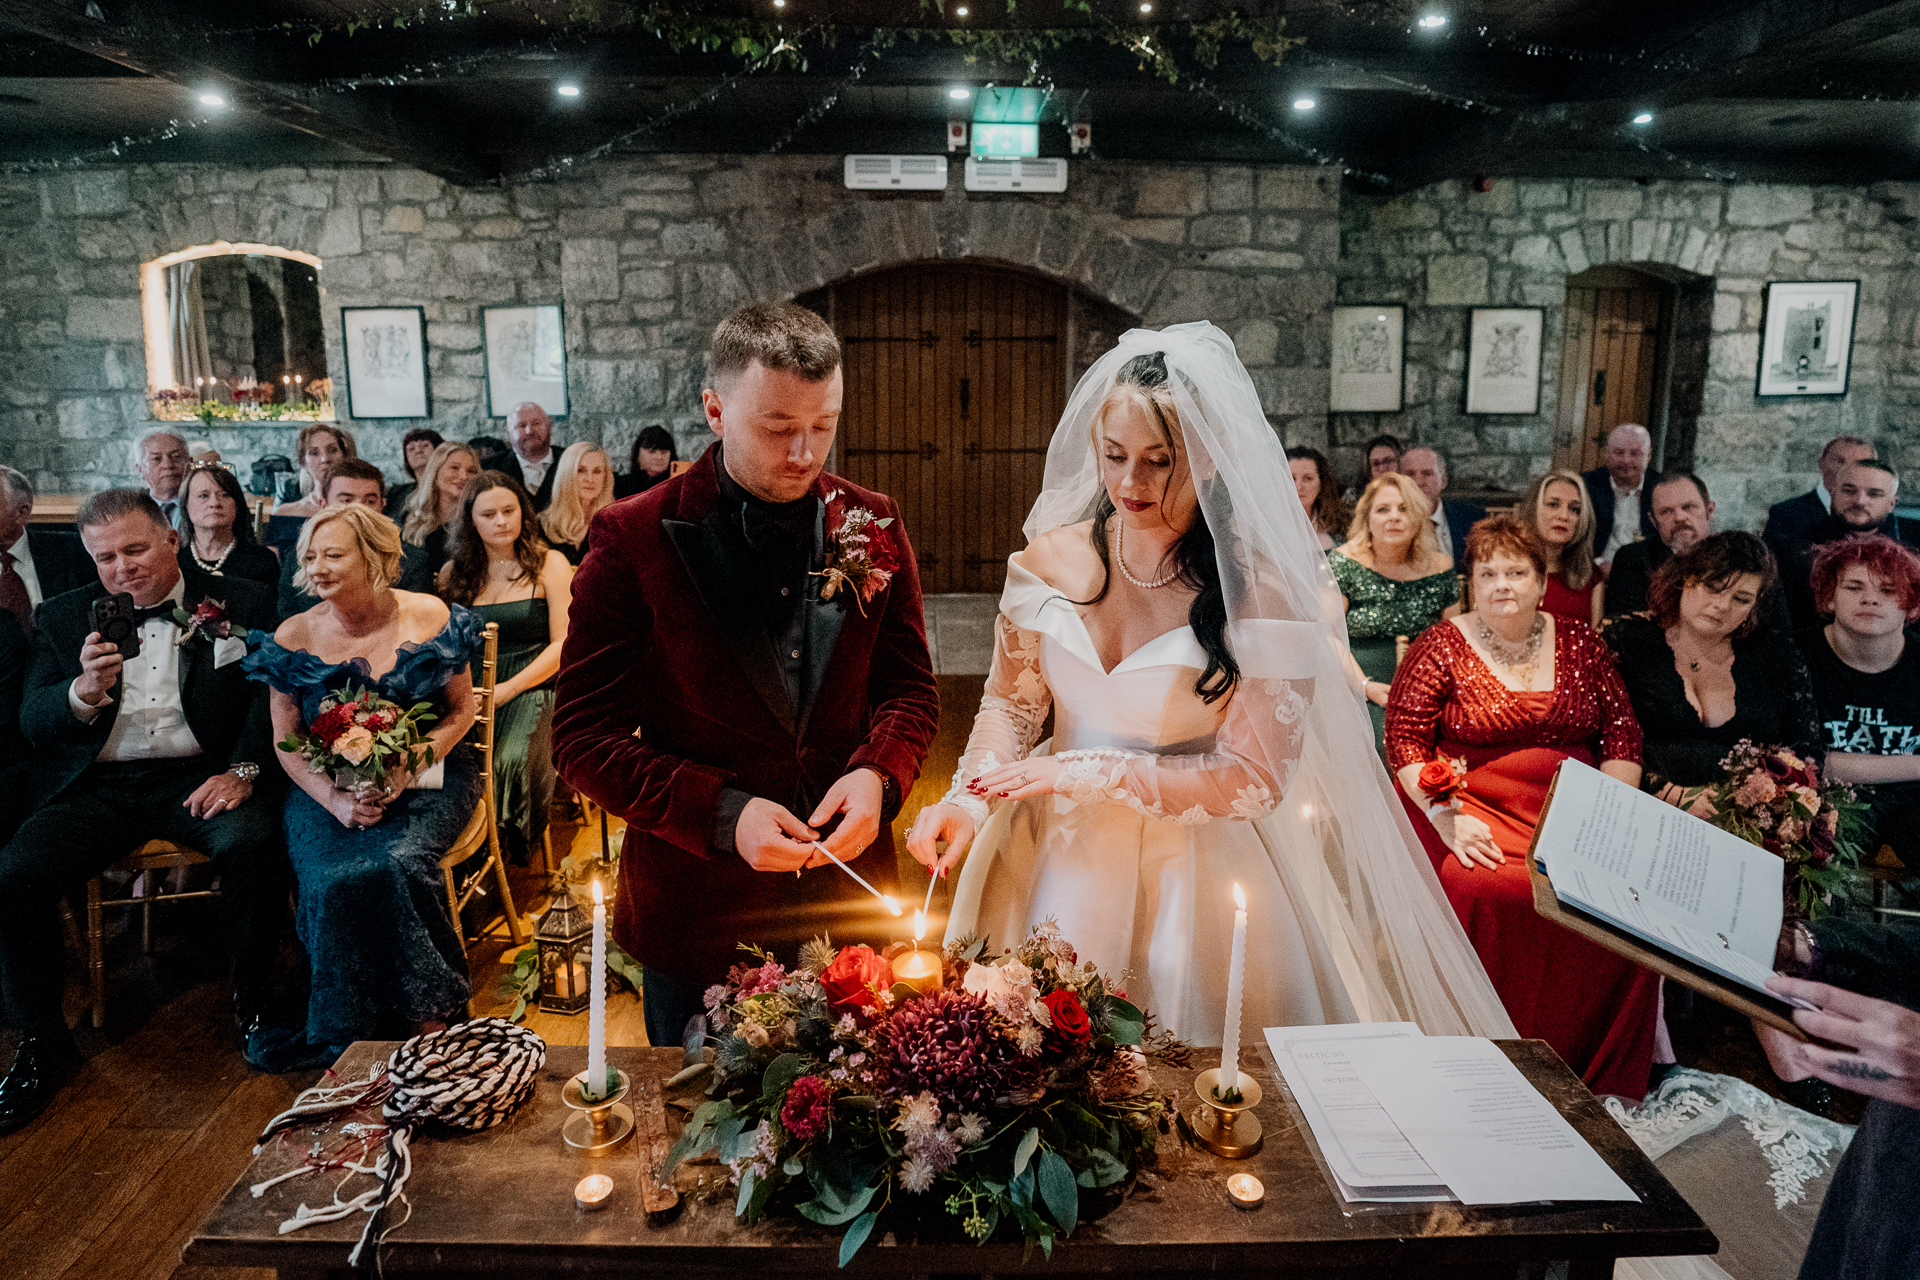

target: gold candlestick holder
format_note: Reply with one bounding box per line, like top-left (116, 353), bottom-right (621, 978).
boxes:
top-left (562, 1067), bottom-right (634, 1155)
top-left (1187, 1067), bottom-right (1263, 1158)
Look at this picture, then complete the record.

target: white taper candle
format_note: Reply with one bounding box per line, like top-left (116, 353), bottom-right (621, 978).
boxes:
top-left (586, 879), bottom-right (608, 1099)
top-left (1220, 882), bottom-right (1248, 1091)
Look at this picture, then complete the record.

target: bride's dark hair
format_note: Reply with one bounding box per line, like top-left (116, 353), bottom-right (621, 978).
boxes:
top-left (1077, 351), bottom-right (1239, 704)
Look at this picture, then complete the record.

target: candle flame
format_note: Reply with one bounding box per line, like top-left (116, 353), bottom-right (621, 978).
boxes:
top-left (591, 879), bottom-right (603, 905)
top-left (912, 909), bottom-right (927, 943)
top-left (882, 895), bottom-right (902, 917)
top-left (1233, 882), bottom-right (1246, 911)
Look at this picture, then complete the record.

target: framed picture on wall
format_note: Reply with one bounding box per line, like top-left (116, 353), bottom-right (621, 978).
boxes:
top-left (1757, 280), bottom-right (1858, 397)
top-left (1329, 304), bottom-right (1405, 412)
top-left (482, 302), bottom-right (569, 418)
top-left (1464, 307), bottom-right (1545, 415)
top-left (340, 306), bottom-right (430, 419)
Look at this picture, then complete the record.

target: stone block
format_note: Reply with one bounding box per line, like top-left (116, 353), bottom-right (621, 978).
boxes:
top-left (284, 182), bottom-right (331, 210)
top-left (1234, 317), bottom-right (1280, 367)
top-left (1726, 185), bottom-right (1815, 228)
top-left (1712, 292), bottom-right (1744, 332)
top-left (626, 171), bottom-right (696, 193)
top-left (662, 220), bottom-right (728, 256)
top-left (65, 296), bottom-right (139, 341)
top-left (1189, 214), bottom-right (1252, 248)
top-left (1784, 220), bottom-right (1846, 251)
top-left (1520, 183), bottom-right (1569, 210)
top-left (1466, 182), bottom-right (1518, 217)
top-left (1426, 255), bottom-right (1488, 306)
top-left (1557, 229), bottom-right (1592, 275)
top-left (383, 205), bottom-right (425, 234)
top-left (1259, 169), bottom-right (1337, 211)
top-left (624, 266), bottom-right (676, 300)
top-left (590, 327), bottom-right (645, 354)
top-left (1254, 214), bottom-right (1301, 247)
top-left (1583, 186), bottom-right (1643, 222)
top-left (1509, 235), bottom-right (1566, 274)
top-left (71, 171), bottom-right (131, 217)
top-left (1119, 218), bottom-right (1185, 245)
top-left (576, 357), bottom-right (665, 411)
top-left (1208, 167), bottom-right (1253, 212)
top-left (431, 323), bottom-right (482, 352)
top-left (1673, 226), bottom-right (1711, 274)
top-left (559, 207), bottom-right (627, 238)
top-left (562, 239), bottom-right (621, 303)
top-left (1718, 229), bottom-right (1785, 276)
top-left (1371, 197), bottom-right (1440, 232)
top-left (620, 193), bottom-right (701, 218)
top-left (382, 170), bottom-right (445, 204)
top-left (315, 206), bottom-right (363, 257)
top-left (1133, 170), bottom-right (1208, 218)
top-left (1202, 248), bottom-right (1305, 271)
top-left (681, 262), bottom-right (750, 325)
top-left (467, 218), bottom-right (525, 240)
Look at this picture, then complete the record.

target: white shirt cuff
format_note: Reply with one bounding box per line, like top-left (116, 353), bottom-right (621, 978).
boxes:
top-left (69, 679), bottom-right (110, 722)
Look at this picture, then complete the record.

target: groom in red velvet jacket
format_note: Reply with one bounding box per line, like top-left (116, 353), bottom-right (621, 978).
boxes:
top-left (554, 302), bottom-right (939, 1045)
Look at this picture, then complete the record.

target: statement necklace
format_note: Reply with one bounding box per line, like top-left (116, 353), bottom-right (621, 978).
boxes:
top-left (1114, 521), bottom-right (1179, 590)
top-left (189, 537), bottom-right (234, 575)
top-left (1479, 614), bottom-right (1546, 683)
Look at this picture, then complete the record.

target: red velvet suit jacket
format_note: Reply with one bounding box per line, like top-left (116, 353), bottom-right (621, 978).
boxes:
top-left (552, 446), bottom-right (940, 985)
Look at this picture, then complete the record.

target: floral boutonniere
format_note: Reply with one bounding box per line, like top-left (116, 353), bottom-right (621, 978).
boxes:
top-left (1417, 755), bottom-right (1469, 809)
top-left (811, 490), bottom-right (897, 615)
top-left (171, 598), bottom-right (233, 647)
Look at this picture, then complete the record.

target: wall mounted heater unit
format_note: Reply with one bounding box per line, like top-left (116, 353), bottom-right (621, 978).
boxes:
top-left (963, 157), bottom-right (1068, 193)
top-left (843, 155), bottom-right (949, 190)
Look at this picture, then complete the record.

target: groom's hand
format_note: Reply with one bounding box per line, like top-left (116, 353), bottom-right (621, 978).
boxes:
top-left (807, 768), bottom-right (885, 864)
top-left (736, 798), bottom-right (819, 873)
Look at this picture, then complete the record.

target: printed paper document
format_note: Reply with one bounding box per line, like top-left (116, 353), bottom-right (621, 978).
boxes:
top-left (1264, 1023), bottom-right (1451, 1202)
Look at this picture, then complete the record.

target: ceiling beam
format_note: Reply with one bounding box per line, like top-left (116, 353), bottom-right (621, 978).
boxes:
top-left (0, 0), bottom-right (498, 184)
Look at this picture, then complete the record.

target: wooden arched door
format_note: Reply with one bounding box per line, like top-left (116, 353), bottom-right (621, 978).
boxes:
top-left (808, 262), bottom-right (1082, 595)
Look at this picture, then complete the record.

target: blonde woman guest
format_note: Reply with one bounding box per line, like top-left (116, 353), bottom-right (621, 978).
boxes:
top-left (1329, 472), bottom-right (1459, 748)
top-left (243, 502), bottom-right (482, 1060)
top-left (403, 442), bottom-right (482, 578)
top-left (438, 472), bottom-right (573, 863)
top-left (539, 442), bottom-right (614, 566)
top-left (275, 424), bottom-right (359, 518)
top-left (1520, 469), bottom-right (1603, 628)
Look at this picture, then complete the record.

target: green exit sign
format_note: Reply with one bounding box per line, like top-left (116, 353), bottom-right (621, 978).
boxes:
top-left (971, 123), bottom-right (1038, 158)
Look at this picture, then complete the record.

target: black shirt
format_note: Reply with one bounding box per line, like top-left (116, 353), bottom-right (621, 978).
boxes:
top-left (1797, 626), bottom-right (1920, 758)
top-left (713, 449), bottom-right (820, 710)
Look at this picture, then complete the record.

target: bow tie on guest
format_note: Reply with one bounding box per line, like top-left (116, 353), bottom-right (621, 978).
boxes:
top-left (132, 602), bottom-right (181, 626)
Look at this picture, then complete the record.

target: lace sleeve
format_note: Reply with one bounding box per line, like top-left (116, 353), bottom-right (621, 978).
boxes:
top-left (938, 613), bottom-right (1052, 827)
top-left (1051, 675), bottom-right (1314, 825)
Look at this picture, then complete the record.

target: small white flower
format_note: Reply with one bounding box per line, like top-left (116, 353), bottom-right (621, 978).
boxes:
top-left (954, 1113), bottom-right (988, 1146)
top-left (1016, 1023), bottom-right (1045, 1056)
top-left (895, 1090), bottom-right (941, 1139)
top-left (899, 1158), bottom-right (937, 1194)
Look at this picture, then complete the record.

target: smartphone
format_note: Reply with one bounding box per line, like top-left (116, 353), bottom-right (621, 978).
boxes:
top-left (89, 591), bottom-right (141, 661)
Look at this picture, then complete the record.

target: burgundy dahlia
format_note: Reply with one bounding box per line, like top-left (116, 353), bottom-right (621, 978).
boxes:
top-left (880, 990), bottom-right (1014, 1109)
top-left (780, 1074), bottom-right (832, 1142)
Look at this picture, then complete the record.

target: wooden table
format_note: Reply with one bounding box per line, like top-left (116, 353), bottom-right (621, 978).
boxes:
top-left (32, 494), bottom-right (280, 527)
top-left (185, 1041), bottom-right (1715, 1279)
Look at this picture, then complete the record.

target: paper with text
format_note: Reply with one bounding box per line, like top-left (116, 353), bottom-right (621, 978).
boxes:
top-left (1345, 1037), bottom-right (1640, 1205)
top-left (1264, 1023), bottom-right (1452, 1201)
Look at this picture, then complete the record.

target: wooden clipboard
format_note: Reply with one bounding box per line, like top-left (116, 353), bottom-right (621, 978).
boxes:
top-left (1525, 768), bottom-right (1811, 1042)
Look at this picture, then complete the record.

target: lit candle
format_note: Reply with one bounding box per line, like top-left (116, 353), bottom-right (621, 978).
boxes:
top-left (574, 1173), bottom-right (613, 1211)
top-left (586, 879), bottom-right (607, 1099)
top-left (1220, 882), bottom-right (1248, 1093)
top-left (891, 910), bottom-right (942, 995)
top-left (1227, 1173), bottom-right (1264, 1210)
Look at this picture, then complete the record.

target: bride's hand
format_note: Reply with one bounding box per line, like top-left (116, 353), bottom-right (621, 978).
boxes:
top-left (1434, 809), bottom-right (1503, 869)
top-left (969, 757), bottom-right (1067, 803)
top-left (906, 804), bottom-right (977, 879)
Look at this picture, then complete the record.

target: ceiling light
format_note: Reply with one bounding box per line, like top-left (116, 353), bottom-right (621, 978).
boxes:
top-left (1293, 97), bottom-right (1316, 111)
top-left (1632, 111), bottom-right (1654, 125)
top-left (955, 4), bottom-right (968, 13)
top-left (1139, 2), bottom-right (1152, 12)
top-left (948, 87), bottom-right (971, 100)
top-left (773, 0), bottom-right (785, 7)
top-left (198, 92), bottom-right (226, 107)
top-left (1418, 14), bottom-right (1447, 27)
top-left (556, 84), bottom-right (581, 97)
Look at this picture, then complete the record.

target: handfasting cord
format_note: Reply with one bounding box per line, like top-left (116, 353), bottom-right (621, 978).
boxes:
top-left (251, 1019), bottom-right (546, 1268)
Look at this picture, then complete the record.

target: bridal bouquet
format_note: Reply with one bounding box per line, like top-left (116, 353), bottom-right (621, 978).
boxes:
top-left (277, 685), bottom-right (437, 794)
top-left (667, 924), bottom-right (1183, 1265)
top-left (1686, 740), bottom-right (1867, 918)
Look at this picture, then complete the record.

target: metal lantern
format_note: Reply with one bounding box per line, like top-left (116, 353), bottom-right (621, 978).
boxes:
top-left (535, 877), bottom-right (593, 1015)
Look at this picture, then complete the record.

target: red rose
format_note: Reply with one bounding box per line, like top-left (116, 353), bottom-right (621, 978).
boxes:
top-left (1417, 758), bottom-right (1463, 804)
top-left (1041, 989), bottom-right (1092, 1048)
top-left (819, 945), bottom-right (891, 1022)
top-left (868, 528), bottom-right (899, 576)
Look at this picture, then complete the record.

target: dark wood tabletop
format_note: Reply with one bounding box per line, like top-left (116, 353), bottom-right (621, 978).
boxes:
top-left (185, 1038), bottom-right (1715, 1279)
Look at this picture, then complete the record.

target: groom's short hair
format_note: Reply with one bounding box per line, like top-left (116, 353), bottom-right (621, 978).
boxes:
top-left (708, 302), bottom-right (841, 389)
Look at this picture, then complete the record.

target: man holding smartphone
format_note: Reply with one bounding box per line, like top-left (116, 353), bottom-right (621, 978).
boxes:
top-left (0, 489), bottom-right (288, 1134)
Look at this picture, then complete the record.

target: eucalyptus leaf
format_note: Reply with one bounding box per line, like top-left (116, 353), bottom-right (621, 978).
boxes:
top-left (783, 1155), bottom-right (806, 1177)
top-left (736, 1168), bottom-right (758, 1219)
top-left (1012, 1126), bottom-right (1040, 1179)
top-left (796, 1179), bottom-right (878, 1226)
top-left (839, 1208), bottom-right (880, 1267)
top-left (1036, 1148), bottom-right (1078, 1236)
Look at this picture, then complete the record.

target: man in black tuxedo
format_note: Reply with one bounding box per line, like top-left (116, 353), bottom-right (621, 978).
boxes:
top-left (1399, 447), bottom-right (1485, 564)
top-left (1581, 423), bottom-right (1661, 565)
top-left (0, 490), bottom-right (289, 1134)
top-left (0, 612), bottom-right (29, 840)
top-left (0, 465), bottom-right (93, 627)
top-left (1771, 460), bottom-right (1920, 630)
top-left (507, 403), bottom-right (559, 511)
top-left (1763, 434), bottom-right (1877, 548)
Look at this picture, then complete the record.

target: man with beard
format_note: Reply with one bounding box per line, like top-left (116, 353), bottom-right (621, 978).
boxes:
top-left (1771, 460), bottom-right (1920, 629)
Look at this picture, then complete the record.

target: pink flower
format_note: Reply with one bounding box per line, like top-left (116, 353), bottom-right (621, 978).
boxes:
top-left (779, 1074), bottom-right (832, 1142)
top-left (333, 725), bottom-right (375, 765)
top-left (730, 960), bottom-right (787, 998)
top-left (1734, 773), bottom-right (1777, 810)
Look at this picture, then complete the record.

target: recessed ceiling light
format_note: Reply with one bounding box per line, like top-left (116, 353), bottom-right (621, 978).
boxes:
top-left (773, 0), bottom-right (786, 7)
top-left (1418, 14), bottom-right (1447, 27)
top-left (956, 4), bottom-right (968, 13)
top-left (1293, 97), bottom-right (1316, 111)
top-left (1139, 2), bottom-right (1152, 12)
top-left (1632, 112), bottom-right (1654, 125)
top-left (198, 92), bottom-right (226, 107)
top-left (557, 83), bottom-right (582, 97)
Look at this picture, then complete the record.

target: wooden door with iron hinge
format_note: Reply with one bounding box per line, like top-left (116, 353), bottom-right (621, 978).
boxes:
top-left (1554, 267), bottom-right (1667, 474)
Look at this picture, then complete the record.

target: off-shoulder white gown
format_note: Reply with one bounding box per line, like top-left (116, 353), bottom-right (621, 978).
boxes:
top-left (943, 560), bottom-right (1356, 1044)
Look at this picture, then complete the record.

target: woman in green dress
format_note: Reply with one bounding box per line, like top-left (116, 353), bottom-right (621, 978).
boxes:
top-left (1329, 472), bottom-right (1459, 751)
top-left (438, 471), bottom-right (574, 862)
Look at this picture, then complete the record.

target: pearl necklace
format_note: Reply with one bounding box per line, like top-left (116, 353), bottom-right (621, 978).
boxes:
top-left (1479, 614), bottom-right (1546, 683)
top-left (190, 537), bottom-right (234, 575)
top-left (1114, 521), bottom-right (1179, 589)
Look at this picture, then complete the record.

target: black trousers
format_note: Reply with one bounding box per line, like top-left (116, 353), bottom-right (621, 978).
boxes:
top-left (0, 757), bottom-right (291, 1037)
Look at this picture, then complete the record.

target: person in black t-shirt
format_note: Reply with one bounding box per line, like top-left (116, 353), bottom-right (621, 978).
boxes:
top-left (1797, 534), bottom-right (1920, 861)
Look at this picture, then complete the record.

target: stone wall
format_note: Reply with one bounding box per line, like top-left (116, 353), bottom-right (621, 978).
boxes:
top-left (1335, 177), bottom-right (1920, 531)
top-left (0, 157), bottom-right (1338, 497)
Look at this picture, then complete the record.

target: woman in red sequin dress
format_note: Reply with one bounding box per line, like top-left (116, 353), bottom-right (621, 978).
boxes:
top-left (1519, 470), bottom-right (1605, 628)
top-left (1386, 515), bottom-right (1659, 1099)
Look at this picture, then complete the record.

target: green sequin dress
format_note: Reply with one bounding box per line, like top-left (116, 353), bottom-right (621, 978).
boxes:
top-left (1328, 549), bottom-right (1459, 751)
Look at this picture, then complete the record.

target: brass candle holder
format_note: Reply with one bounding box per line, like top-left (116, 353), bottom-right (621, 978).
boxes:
top-left (1187, 1067), bottom-right (1263, 1158)
top-left (562, 1066), bottom-right (634, 1155)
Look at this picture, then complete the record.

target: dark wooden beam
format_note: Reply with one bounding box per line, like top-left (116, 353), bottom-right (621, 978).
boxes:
top-left (0, 0), bottom-right (498, 185)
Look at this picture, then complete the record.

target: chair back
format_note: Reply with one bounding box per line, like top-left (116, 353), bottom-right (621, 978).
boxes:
top-left (1394, 634), bottom-right (1410, 670)
top-left (473, 621), bottom-right (500, 780)
top-left (252, 497), bottom-right (270, 541)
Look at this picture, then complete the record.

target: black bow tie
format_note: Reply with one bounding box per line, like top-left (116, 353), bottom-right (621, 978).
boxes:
top-left (132, 602), bottom-right (178, 625)
top-left (739, 496), bottom-right (816, 550)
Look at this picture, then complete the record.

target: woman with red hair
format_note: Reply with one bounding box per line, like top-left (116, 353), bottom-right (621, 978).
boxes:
top-left (1385, 515), bottom-right (1658, 1098)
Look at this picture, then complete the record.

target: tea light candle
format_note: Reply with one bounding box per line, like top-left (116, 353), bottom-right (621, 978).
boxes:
top-left (574, 1173), bottom-right (614, 1211)
top-left (891, 910), bottom-right (942, 995)
top-left (1227, 1173), bottom-right (1264, 1210)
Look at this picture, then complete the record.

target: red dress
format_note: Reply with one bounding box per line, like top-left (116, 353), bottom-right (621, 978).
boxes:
top-left (1385, 618), bottom-right (1659, 1099)
top-left (1540, 570), bottom-right (1598, 628)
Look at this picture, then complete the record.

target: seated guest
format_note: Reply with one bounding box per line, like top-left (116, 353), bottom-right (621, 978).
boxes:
top-left (402, 442), bottom-right (482, 580)
top-left (0, 612), bottom-right (28, 840)
top-left (0, 464), bottom-right (92, 618)
top-left (245, 504), bottom-right (481, 1059)
top-left (1764, 433), bottom-right (1876, 548)
top-left (1608, 472), bottom-right (1792, 632)
top-left (615, 425), bottom-right (679, 499)
top-left (1582, 422), bottom-right (1661, 565)
top-left (277, 461), bottom-right (434, 619)
top-left (134, 430), bottom-right (190, 526)
top-left (0, 490), bottom-right (289, 1129)
top-left (1387, 516), bottom-right (1654, 1099)
top-left (1772, 460), bottom-right (1920, 629)
top-left (1519, 469), bottom-right (1603, 627)
top-left (1609, 532), bottom-right (1820, 809)
top-left (176, 462), bottom-right (278, 588)
top-left (1346, 431), bottom-right (1403, 501)
top-left (1285, 445), bottom-right (1344, 551)
top-left (507, 403), bottom-right (561, 510)
top-left (384, 427), bottom-right (444, 523)
top-left (539, 443), bottom-right (614, 566)
top-left (438, 473), bottom-right (571, 863)
top-left (1797, 535), bottom-right (1920, 862)
top-left (469, 435), bottom-right (524, 489)
top-left (1330, 473), bottom-right (1457, 749)
top-left (1400, 446), bottom-right (1486, 565)
top-left (273, 423), bottom-right (358, 519)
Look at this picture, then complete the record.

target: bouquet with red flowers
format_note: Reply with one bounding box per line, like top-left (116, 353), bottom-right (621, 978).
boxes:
top-left (812, 491), bottom-right (898, 615)
top-left (668, 923), bottom-right (1183, 1264)
top-left (1683, 740), bottom-right (1868, 918)
top-left (276, 684), bottom-right (437, 795)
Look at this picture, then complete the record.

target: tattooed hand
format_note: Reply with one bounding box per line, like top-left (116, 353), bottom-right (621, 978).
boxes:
top-left (1754, 975), bottom-right (1920, 1110)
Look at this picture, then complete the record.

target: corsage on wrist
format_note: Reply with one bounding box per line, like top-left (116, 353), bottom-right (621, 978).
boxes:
top-left (1417, 756), bottom-right (1468, 819)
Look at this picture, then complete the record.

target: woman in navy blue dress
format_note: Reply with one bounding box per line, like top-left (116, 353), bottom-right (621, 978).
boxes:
top-left (245, 503), bottom-right (481, 1054)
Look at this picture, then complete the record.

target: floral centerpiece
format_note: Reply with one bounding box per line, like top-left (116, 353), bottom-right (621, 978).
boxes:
top-left (1683, 740), bottom-right (1868, 918)
top-left (147, 377), bottom-right (335, 424)
top-left (667, 923), bottom-right (1183, 1265)
top-left (276, 684), bottom-right (436, 796)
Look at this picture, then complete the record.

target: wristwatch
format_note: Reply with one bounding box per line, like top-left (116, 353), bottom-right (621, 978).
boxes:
top-left (228, 762), bottom-right (262, 784)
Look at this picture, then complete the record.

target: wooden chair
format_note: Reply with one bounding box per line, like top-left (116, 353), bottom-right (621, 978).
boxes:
top-left (83, 840), bottom-right (220, 1029)
top-left (252, 496), bottom-right (271, 541)
top-left (440, 622), bottom-right (525, 949)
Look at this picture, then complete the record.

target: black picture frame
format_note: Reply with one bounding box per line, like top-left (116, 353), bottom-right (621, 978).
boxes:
top-left (339, 305), bottom-right (431, 419)
top-left (1755, 280), bottom-right (1859, 398)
